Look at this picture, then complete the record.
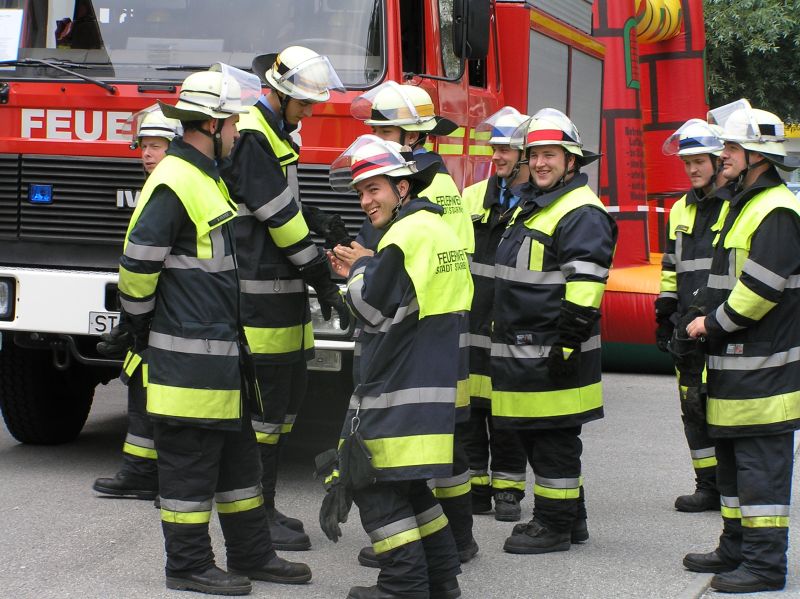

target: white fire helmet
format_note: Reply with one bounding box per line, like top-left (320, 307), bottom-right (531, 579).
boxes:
top-left (662, 118), bottom-right (724, 157)
top-left (476, 106), bottom-right (530, 146)
top-left (126, 104), bottom-right (182, 149)
top-left (253, 46), bottom-right (344, 103)
top-left (159, 63), bottom-right (259, 121)
top-left (510, 108), bottom-right (600, 165)
top-left (351, 81), bottom-right (458, 135)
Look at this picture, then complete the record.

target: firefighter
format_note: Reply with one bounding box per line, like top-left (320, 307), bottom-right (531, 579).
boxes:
top-left (494, 109), bottom-right (617, 555)
top-left (350, 81), bottom-right (474, 253)
top-left (221, 46), bottom-right (349, 551)
top-left (349, 81), bottom-right (478, 568)
top-left (324, 135), bottom-right (473, 599)
top-left (93, 106), bottom-right (182, 501)
top-left (461, 107), bottom-right (530, 522)
top-left (657, 119), bottom-right (726, 512)
top-left (119, 65), bottom-right (310, 594)
top-left (683, 99), bottom-right (800, 594)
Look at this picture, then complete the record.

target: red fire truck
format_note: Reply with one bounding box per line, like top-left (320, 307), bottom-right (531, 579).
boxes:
top-left (0, 0), bottom-right (603, 444)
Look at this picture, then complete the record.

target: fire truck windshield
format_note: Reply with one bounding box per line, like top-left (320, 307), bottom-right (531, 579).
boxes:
top-left (3, 0), bottom-right (385, 88)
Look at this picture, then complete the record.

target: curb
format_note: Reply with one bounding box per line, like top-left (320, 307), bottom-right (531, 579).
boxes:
top-left (677, 573), bottom-right (713, 599)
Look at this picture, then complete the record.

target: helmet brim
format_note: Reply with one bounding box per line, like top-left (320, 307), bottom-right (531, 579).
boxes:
top-left (574, 149), bottom-right (602, 166)
top-left (762, 152), bottom-right (800, 172)
top-left (403, 116), bottom-right (458, 136)
top-left (252, 53), bottom-right (278, 84)
top-left (158, 100), bottom-right (247, 122)
top-left (396, 158), bottom-right (441, 194)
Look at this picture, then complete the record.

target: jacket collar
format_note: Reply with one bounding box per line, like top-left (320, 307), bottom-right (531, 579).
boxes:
top-left (517, 173), bottom-right (588, 218)
top-left (256, 101), bottom-right (300, 153)
top-left (167, 137), bottom-right (220, 181)
top-left (729, 167), bottom-right (784, 208)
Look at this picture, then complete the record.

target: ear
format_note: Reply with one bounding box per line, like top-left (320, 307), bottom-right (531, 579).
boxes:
top-left (566, 151), bottom-right (577, 170)
top-left (202, 119), bottom-right (218, 135)
top-left (406, 131), bottom-right (421, 146)
top-left (748, 151), bottom-right (765, 165)
top-left (396, 179), bottom-right (411, 198)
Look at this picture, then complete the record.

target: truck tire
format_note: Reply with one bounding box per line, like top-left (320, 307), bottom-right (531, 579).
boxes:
top-left (0, 343), bottom-right (95, 444)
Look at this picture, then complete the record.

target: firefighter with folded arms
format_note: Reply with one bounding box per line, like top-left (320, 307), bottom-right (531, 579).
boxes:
top-left (94, 105), bottom-right (182, 501)
top-left (347, 81), bottom-right (478, 570)
top-left (461, 107), bottom-right (531, 523)
top-left (321, 134), bottom-right (473, 599)
top-left (117, 64), bottom-right (310, 595)
top-left (221, 46), bottom-right (350, 551)
top-left (493, 109), bottom-right (617, 555)
top-left (656, 119), bottom-right (727, 513)
top-left (682, 99), bottom-right (800, 594)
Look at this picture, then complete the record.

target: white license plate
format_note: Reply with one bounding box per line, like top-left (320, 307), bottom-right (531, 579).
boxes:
top-left (307, 349), bottom-right (342, 372)
top-left (89, 311), bottom-right (120, 335)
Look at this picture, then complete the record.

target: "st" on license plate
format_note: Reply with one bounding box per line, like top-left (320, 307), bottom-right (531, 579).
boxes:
top-left (89, 311), bottom-right (120, 335)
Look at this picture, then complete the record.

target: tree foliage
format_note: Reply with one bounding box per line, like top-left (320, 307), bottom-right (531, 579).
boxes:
top-left (704, 0), bottom-right (800, 122)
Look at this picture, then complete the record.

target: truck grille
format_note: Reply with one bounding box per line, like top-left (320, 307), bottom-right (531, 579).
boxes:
top-left (0, 155), bottom-right (361, 245)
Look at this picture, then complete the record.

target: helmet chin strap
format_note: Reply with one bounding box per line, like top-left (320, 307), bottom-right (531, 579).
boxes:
top-left (733, 149), bottom-right (769, 192)
top-left (695, 154), bottom-right (721, 202)
top-left (384, 179), bottom-right (409, 228)
top-left (196, 118), bottom-right (225, 162)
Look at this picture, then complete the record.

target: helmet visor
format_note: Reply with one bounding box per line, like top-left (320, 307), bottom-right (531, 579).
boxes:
top-left (662, 118), bottom-right (724, 156)
top-left (125, 104), bottom-right (181, 148)
top-left (477, 106), bottom-right (526, 145)
top-left (275, 55), bottom-right (344, 101)
top-left (329, 134), bottom-right (413, 192)
top-left (211, 63), bottom-right (262, 109)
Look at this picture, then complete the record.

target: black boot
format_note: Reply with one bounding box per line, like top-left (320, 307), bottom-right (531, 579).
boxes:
top-left (675, 488), bottom-right (719, 512)
top-left (430, 578), bottom-right (461, 599)
top-left (710, 567), bottom-right (785, 593)
top-left (165, 565), bottom-right (251, 596)
top-left (503, 520), bottom-right (570, 554)
top-left (513, 518), bottom-right (588, 544)
top-left (494, 492), bottom-right (521, 522)
top-left (357, 545), bottom-right (379, 568)
top-left (683, 550), bottom-right (739, 573)
top-left (266, 510), bottom-right (311, 551)
top-left (267, 506), bottom-right (305, 533)
top-left (229, 555), bottom-right (311, 585)
top-left (93, 471), bottom-right (158, 500)
top-left (346, 585), bottom-right (417, 599)
top-left (457, 536), bottom-right (479, 563)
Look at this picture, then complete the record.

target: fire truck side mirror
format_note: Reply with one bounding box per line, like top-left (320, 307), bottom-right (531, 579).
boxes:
top-left (452, 0), bottom-right (490, 61)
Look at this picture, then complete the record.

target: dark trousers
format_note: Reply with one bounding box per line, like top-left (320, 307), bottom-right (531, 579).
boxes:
top-left (462, 405), bottom-right (527, 500)
top-left (153, 418), bottom-right (275, 575)
top-left (431, 424), bottom-right (474, 549)
top-left (120, 370), bottom-right (157, 479)
top-left (518, 426), bottom-right (586, 531)
top-left (714, 433), bottom-right (793, 586)
top-left (676, 380), bottom-right (717, 491)
top-left (355, 480), bottom-right (461, 597)
top-left (251, 360), bottom-right (307, 508)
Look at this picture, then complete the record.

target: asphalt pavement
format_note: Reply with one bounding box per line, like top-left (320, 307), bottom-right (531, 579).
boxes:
top-left (1, 372), bottom-right (799, 599)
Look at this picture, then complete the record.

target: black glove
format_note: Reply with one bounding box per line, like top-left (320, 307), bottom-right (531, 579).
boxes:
top-left (557, 301), bottom-right (600, 347)
top-left (301, 257), bottom-right (351, 330)
top-left (680, 384), bottom-right (706, 425)
top-left (303, 206), bottom-right (353, 248)
top-left (315, 448), bottom-right (353, 543)
top-left (654, 297), bottom-right (678, 353)
top-left (547, 344), bottom-right (581, 384)
top-left (96, 325), bottom-right (131, 359)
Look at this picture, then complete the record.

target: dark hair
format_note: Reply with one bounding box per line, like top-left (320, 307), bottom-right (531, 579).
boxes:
top-left (180, 120), bottom-right (210, 132)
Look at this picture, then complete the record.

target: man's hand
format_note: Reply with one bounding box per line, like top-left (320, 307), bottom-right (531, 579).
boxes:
top-left (547, 344), bottom-right (581, 384)
top-left (96, 326), bottom-right (131, 359)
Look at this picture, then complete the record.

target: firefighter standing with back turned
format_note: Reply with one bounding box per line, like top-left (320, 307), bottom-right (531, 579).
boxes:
top-left (94, 105), bottom-right (181, 501)
top-left (118, 65), bottom-right (310, 595)
top-left (323, 134), bottom-right (473, 599)
top-left (493, 109), bottom-right (617, 555)
top-left (683, 99), bottom-right (800, 594)
top-left (221, 46), bottom-right (350, 551)
top-left (656, 119), bottom-right (726, 513)
top-left (461, 106), bottom-right (531, 522)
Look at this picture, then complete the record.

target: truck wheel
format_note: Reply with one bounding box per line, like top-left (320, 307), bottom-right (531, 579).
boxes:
top-left (0, 343), bottom-right (95, 444)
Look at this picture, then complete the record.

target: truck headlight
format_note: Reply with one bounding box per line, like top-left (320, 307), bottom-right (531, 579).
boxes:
top-left (309, 287), bottom-right (351, 338)
top-left (0, 278), bottom-right (15, 320)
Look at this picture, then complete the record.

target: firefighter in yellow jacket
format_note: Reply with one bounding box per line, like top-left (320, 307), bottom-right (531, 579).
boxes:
top-left (221, 46), bottom-right (349, 550)
top-left (683, 100), bottom-right (800, 594)
top-left (493, 109), bottom-right (617, 555)
top-left (324, 135), bottom-right (473, 599)
top-left (118, 65), bottom-right (310, 595)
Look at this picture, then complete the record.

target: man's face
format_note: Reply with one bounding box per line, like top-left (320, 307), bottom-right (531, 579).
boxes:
top-left (355, 176), bottom-right (408, 229)
top-left (492, 145), bottom-right (522, 179)
top-left (369, 125), bottom-right (419, 147)
top-left (681, 154), bottom-right (716, 190)
top-left (140, 137), bottom-right (169, 174)
top-left (219, 115), bottom-right (240, 159)
top-left (528, 144), bottom-right (572, 190)
top-left (284, 98), bottom-right (315, 125)
top-left (720, 141), bottom-right (747, 181)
